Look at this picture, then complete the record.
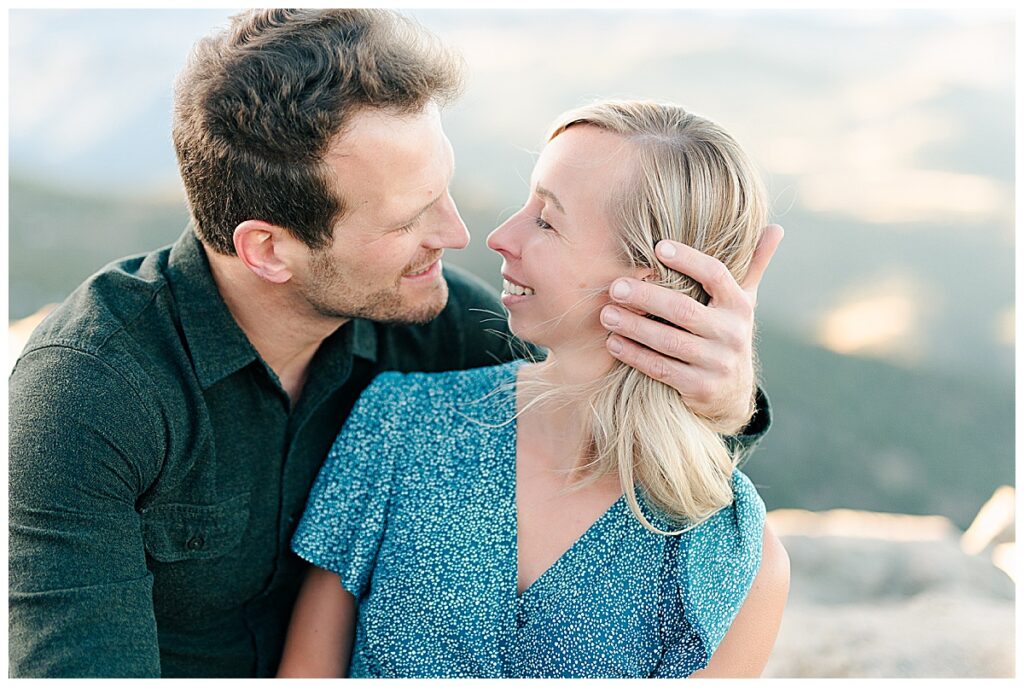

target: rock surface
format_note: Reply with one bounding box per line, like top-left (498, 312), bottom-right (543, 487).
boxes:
top-left (763, 509), bottom-right (1015, 678)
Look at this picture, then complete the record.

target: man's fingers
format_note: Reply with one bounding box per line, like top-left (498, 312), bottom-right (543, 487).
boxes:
top-left (601, 305), bottom-right (714, 367)
top-left (609, 278), bottom-right (715, 338)
top-left (740, 224), bottom-right (785, 299)
top-left (606, 334), bottom-right (709, 404)
top-left (652, 240), bottom-right (745, 309)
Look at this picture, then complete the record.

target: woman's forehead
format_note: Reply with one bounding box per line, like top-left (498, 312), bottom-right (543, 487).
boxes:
top-left (533, 127), bottom-right (636, 204)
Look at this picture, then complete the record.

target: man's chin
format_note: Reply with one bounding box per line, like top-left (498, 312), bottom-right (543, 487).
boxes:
top-left (378, 281), bottom-right (449, 325)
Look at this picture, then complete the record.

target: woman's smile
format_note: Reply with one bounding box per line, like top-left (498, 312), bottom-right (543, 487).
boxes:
top-left (501, 274), bottom-right (535, 305)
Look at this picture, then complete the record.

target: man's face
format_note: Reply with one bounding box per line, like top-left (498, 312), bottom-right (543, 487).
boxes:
top-left (295, 103), bottom-right (469, 325)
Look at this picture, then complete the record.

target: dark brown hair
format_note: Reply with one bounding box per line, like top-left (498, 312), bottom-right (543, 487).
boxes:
top-left (172, 9), bottom-right (464, 254)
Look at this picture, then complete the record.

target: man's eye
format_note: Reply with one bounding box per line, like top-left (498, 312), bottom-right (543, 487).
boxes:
top-left (396, 217), bottom-right (421, 234)
top-left (534, 216), bottom-right (554, 231)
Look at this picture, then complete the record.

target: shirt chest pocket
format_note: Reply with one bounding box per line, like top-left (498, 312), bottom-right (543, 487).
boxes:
top-left (140, 493), bottom-right (250, 563)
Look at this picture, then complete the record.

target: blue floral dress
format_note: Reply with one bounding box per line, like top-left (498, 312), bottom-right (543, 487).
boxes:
top-left (291, 361), bottom-right (765, 678)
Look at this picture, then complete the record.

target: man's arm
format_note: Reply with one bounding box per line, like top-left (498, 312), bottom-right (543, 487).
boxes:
top-left (9, 346), bottom-right (163, 677)
top-left (600, 224), bottom-right (784, 436)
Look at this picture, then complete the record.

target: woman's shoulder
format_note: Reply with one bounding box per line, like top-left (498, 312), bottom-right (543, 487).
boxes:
top-left (680, 468), bottom-right (766, 575)
top-left (337, 360), bottom-right (524, 457)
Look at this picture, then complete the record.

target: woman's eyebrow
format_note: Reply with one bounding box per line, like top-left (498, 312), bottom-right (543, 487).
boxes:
top-left (535, 184), bottom-right (565, 214)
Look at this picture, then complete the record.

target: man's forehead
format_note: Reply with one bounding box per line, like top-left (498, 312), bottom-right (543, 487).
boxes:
top-left (325, 105), bottom-right (453, 227)
top-left (327, 102), bottom-right (443, 158)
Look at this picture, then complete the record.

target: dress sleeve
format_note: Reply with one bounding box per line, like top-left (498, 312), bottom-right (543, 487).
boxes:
top-left (291, 372), bottom-right (405, 600)
top-left (653, 470), bottom-right (766, 678)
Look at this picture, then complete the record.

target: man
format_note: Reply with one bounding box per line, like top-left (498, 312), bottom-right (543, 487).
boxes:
top-left (8, 9), bottom-right (782, 678)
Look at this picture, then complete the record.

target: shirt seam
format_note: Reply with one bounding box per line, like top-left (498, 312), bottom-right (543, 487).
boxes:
top-left (16, 342), bottom-right (166, 486)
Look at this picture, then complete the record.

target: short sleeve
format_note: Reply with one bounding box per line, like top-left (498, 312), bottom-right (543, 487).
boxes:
top-left (291, 372), bottom-right (405, 600)
top-left (654, 469), bottom-right (766, 677)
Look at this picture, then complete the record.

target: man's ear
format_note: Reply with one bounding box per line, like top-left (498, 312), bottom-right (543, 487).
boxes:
top-left (233, 220), bottom-right (294, 284)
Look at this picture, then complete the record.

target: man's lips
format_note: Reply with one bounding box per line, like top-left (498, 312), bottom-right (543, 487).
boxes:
top-left (403, 259), bottom-right (441, 279)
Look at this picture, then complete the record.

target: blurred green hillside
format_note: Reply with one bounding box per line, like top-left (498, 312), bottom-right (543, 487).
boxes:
top-left (9, 176), bottom-right (190, 314)
top-left (8, 176), bottom-right (1013, 530)
top-left (748, 323), bottom-right (1012, 530)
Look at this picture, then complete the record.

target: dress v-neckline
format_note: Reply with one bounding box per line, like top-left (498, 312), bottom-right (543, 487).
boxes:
top-left (509, 362), bottom-right (625, 601)
top-left (513, 490), bottom-right (625, 600)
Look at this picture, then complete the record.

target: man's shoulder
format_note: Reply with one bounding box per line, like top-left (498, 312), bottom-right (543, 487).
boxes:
top-left (23, 246), bottom-right (174, 359)
top-left (13, 244), bottom-right (193, 415)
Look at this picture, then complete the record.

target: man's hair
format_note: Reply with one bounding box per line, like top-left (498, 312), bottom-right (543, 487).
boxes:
top-left (172, 9), bottom-right (464, 255)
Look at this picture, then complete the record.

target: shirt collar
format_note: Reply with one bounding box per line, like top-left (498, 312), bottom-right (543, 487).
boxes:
top-left (165, 227), bottom-right (377, 391)
top-left (166, 228), bottom-right (259, 390)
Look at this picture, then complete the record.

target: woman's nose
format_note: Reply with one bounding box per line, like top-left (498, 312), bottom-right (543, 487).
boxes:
top-left (486, 213), bottom-right (522, 257)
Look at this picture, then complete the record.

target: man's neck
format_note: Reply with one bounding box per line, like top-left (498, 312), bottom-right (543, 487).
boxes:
top-left (205, 246), bottom-right (347, 403)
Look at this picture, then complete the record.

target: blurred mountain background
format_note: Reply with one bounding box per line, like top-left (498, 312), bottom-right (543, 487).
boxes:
top-left (7, 9), bottom-right (1016, 677)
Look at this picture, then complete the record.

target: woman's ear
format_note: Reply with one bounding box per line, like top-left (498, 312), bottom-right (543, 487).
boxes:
top-left (634, 266), bottom-right (657, 283)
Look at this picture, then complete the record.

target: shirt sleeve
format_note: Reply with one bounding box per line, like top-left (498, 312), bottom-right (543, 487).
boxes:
top-left (724, 385), bottom-right (772, 464)
top-left (653, 470), bottom-right (766, 678)
top-left (291, 372), bottom-right (405, 600)
top-left (8, 345), bottom-right (164, 677)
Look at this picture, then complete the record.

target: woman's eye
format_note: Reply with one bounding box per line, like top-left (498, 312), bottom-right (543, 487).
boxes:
top-left (534, 216), bottom-right (554, 231)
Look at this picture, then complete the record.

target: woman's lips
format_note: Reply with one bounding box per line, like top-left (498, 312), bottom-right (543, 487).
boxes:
top-left (500, 275), bottom-right (534, 306)
top-left (502, 277), bottom-right (535, 296)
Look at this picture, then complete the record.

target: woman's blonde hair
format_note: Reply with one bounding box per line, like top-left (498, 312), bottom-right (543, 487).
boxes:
top-left (544, 100), bottom-right (768, 535)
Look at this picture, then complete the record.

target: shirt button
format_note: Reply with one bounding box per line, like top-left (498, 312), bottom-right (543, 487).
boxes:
top-left (516, 609), bottom-right (527, 628)
top-left (186, 535), bottom-right (205, 551)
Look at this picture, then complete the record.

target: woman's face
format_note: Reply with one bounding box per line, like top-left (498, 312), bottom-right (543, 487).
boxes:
top-left (486, 125), bottom-right (641, 350)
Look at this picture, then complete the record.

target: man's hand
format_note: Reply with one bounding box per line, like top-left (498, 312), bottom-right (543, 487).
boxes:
top-left (600, 224), bottom-right (784, 434)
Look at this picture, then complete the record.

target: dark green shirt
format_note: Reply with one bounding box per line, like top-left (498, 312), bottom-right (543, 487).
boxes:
top-left (8, 227), bottom-right (770, 678)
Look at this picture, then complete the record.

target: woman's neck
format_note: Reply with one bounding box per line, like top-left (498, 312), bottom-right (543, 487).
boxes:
top-left (516, 344), bottom-right (618, 478)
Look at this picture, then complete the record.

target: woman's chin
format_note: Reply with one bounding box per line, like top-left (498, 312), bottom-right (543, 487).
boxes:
top-left (508, 320), bottom-right (551, 351)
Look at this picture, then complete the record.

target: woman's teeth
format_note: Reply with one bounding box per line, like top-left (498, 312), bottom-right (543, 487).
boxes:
top-left (503, 279), bottom-right (535, 296)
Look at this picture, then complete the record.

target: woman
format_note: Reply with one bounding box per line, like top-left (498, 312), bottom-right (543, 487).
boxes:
top-left (278, 100), bottom-right (789, 678)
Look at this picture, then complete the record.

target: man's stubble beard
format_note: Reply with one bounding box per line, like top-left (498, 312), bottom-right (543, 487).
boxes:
top-left (305, 248), bottom-right (449, 325)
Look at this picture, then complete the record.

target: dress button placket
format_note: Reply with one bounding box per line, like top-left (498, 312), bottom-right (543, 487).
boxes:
top-left (515, 599), bottom-right (527, 628)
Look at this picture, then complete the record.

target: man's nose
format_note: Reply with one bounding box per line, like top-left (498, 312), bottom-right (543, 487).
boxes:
top-left (427, 194), bottom-right (470, 250)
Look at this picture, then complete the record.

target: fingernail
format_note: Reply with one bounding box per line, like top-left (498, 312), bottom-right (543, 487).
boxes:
top-left (611, 281), bottom-right (631, 300)
top-left (658, 241), bottom-right (677, 259)
top-left (602, 306), bottom-right (621, 327)
top-left (607, 336), bottom-right (623, 354)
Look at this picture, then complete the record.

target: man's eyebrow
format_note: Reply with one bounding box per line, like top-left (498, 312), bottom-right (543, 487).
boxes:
top-left (535, 184), bottom-right (565, 214)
